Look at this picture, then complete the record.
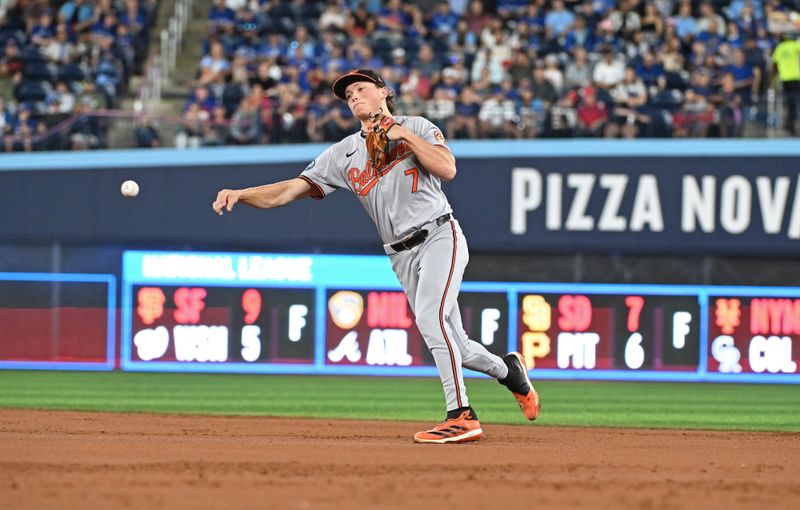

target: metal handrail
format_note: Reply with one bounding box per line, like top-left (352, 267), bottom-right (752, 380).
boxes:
top-left (159, 0), bottom-right (196, 85)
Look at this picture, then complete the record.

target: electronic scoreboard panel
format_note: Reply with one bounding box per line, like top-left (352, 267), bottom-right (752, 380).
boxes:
top-left (0, 272), bottom-right (115, 370)
top-left (324, 289), bottom-right (508, 368)
top-left (121, 251), bottom-right (798, 383)
top-left (708, 291), bottom-right (800, 377)
top-left (130, 285), bottom-right (316, 364)
top-left (515, 291), bottom-right (701, 373)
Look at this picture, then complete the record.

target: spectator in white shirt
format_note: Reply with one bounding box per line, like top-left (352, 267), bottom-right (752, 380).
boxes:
top-left (593, 46), bottom-right (625, 89)
top-left (479, 87), bottom-right (517, 138)
top-left (425, 87), bottom-right (456, 129)
top-left (543, 53), bottom-right (565, 94)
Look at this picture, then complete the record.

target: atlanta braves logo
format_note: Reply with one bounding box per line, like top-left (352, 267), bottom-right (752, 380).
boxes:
top-left (348, 143), bottom-right (412, 196)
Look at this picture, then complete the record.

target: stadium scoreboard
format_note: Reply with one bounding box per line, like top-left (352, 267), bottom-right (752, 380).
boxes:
top-left (0, 273), bottom-right (115, 370)
top-left (516, 292), bottom-right (700, 372)
top-left (117, 251), bottom-right (799, 383)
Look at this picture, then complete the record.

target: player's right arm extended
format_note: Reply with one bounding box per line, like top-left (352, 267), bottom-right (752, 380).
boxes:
top-left (213, 178), bottom-right (313, 215)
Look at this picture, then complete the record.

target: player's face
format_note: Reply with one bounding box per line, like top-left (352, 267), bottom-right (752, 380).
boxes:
top-left (345, 81), bottom-right (384, 118)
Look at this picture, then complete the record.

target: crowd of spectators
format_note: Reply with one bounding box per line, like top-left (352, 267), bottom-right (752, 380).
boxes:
top-left (0, 0), bottom-right (157, 151)
top-left (1, 1), bottom-right (798, 151)
top-left (174, 0), bottom-right (800, 148)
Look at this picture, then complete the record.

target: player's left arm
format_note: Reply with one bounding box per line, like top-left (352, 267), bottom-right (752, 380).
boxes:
top-left (387, 125), bottom-right (456, 181)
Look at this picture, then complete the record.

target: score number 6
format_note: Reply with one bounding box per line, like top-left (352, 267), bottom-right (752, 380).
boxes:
top-left (624, 332), bottom-right (645, 370)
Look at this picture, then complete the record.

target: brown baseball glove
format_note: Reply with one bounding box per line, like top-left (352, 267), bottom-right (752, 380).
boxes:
top-left (365, 109), bottom-right (397, 169)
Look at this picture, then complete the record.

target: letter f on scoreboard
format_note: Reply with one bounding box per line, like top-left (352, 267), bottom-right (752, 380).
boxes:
top-left (673, 311), bottom-right (692, 349)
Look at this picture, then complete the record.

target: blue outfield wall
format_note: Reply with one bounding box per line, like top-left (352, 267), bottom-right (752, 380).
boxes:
top-left (1, 139), bottom-right (799, 256)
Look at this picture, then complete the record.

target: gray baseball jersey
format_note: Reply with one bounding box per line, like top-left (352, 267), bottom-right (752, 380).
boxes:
top-left (300, 115), bottom-right (507, 412)
top-left (299, 116), bottom-right (452, 244)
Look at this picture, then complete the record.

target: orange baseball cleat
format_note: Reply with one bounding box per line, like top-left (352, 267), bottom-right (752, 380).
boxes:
top-left (500, 352), bottom-right (541, 420)
top-left (413, 409), bottom-right (483, 444)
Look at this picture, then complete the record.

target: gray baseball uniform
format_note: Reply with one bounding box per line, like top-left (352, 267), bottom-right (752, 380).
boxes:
top-left (300, 115), bottom-right (508, 412)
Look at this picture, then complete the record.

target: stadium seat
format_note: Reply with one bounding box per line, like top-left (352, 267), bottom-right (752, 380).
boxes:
top-left (0, 30), bottom-right (24, 48)
top-left (651, 89), bottom-right (683, 111)
top-left (665, 71), bottom-right (689, 91)
top-left (20, 46), bottom-right (46, 64)
top-left (650, 109), bottom-right (675, 138)
top-left (15, 80), bottom-right (51, 102)
top-left (23, 62), bottom-right (54, 83)
top-left (58, 63), bottom-right (86, 84)
top-left (222, 84), bottom-right (245, 117)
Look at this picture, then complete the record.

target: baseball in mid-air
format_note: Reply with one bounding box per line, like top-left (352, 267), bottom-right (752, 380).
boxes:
top-left (121, 180), bottom-right (140, 197)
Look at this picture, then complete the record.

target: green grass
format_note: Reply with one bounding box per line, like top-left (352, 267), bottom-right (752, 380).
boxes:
top-left (0, 371), bottom-right (798, 432)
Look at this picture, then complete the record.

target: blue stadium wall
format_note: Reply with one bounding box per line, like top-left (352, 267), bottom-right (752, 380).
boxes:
top-left (1, 139), bottom-right (799, 284)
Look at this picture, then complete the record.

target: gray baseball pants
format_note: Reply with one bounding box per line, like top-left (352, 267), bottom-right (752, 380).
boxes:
top-left (389, 219), bottom-right (508, 411)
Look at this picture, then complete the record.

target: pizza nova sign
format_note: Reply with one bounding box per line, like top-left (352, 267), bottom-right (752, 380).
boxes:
top-left (509, 168), bottom-right (800, 240)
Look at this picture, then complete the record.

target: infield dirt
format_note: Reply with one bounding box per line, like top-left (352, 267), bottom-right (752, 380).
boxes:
top-left (1, 409), bottom-right (798, 509)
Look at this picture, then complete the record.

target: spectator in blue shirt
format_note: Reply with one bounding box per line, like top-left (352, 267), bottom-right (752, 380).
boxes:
top-left (563, 15), bottom-right (595, 52)
top-left (259, 32), bottom-right (286, 60)
top-left (447, 19), bottom-right (478, 55)
top-left (184, 85), bottom-right (217, 115)
top-left (120, 0), bottom-right (146, 34)
top-left (521, 2), bottom-right (546, 37)
top-left (348, 45), bottom-right (383, 71)
top-left (545, 0), bottom-right (576, 40)
top-left (198, 40), bottom-right (230, 86)
top-left (670, 2), bottom-right (696, 41)
top-left (635, 50), bottom-right (664, 89)
top-left (723, 47), bottom-right (761, 101)
top-left (322, 45), bottom-right (350, 75)
top-left (286, 25), bottom-right (316, 60)
top-left (429, 1), bottom-right (459, 38)
top-left (496, 0), bottom-right (528, 20)
top-left (58, 0), bottom-right (95, 33)
top-left (90, 10), bottom-right (118, 41)
top-left (725, 20), bottom-right (744, 48)
top-left (208, 0), bottom-right (235, 29)
top-left (376, 0), bottom-right (410, 35)
top-left (236, 8), bottom-right (263, 38)
top-left (30, 10), bottom-right (56, 47)
top-left (449, 85), bottom-right (481, 138)
top-left (726, 0), bottom-right (764, 22)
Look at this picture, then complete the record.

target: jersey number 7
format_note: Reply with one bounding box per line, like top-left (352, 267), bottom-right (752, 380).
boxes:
top-left (404, 167), bottom-right (419, 193)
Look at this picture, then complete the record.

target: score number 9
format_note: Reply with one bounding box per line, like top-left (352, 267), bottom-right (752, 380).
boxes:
top-left (241, 289), bottom-right (262, 362)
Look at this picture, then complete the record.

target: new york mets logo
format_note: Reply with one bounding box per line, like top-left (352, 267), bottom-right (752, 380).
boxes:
top-left (348, 143), bottom-right (412, 196)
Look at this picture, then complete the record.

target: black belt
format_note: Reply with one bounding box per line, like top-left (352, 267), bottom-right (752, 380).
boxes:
top-left (389, 214), bottom-right (452, 253)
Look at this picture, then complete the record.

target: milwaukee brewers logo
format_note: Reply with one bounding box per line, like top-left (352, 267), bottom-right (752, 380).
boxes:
top-left (328, 291), bottom-right (364, 329)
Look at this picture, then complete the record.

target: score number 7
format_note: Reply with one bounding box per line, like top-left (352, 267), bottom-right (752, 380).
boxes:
top-left (624, 296), bottom-right (645, 369)
top-left (404, 168), bottom-right (419, 193)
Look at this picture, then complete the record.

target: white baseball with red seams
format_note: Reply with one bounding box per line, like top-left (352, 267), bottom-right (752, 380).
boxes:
top-left (300, 116), bottom-right (508, 412)
top-left (120, 180), bottom-right (139, 197)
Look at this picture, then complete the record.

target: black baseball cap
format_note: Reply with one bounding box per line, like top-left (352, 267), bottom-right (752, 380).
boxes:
top-left (332, 69), bottom-right (387, 100)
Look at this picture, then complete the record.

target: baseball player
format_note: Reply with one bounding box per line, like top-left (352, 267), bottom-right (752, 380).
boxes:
top-left (213, 69), bottom-right (540, 444)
